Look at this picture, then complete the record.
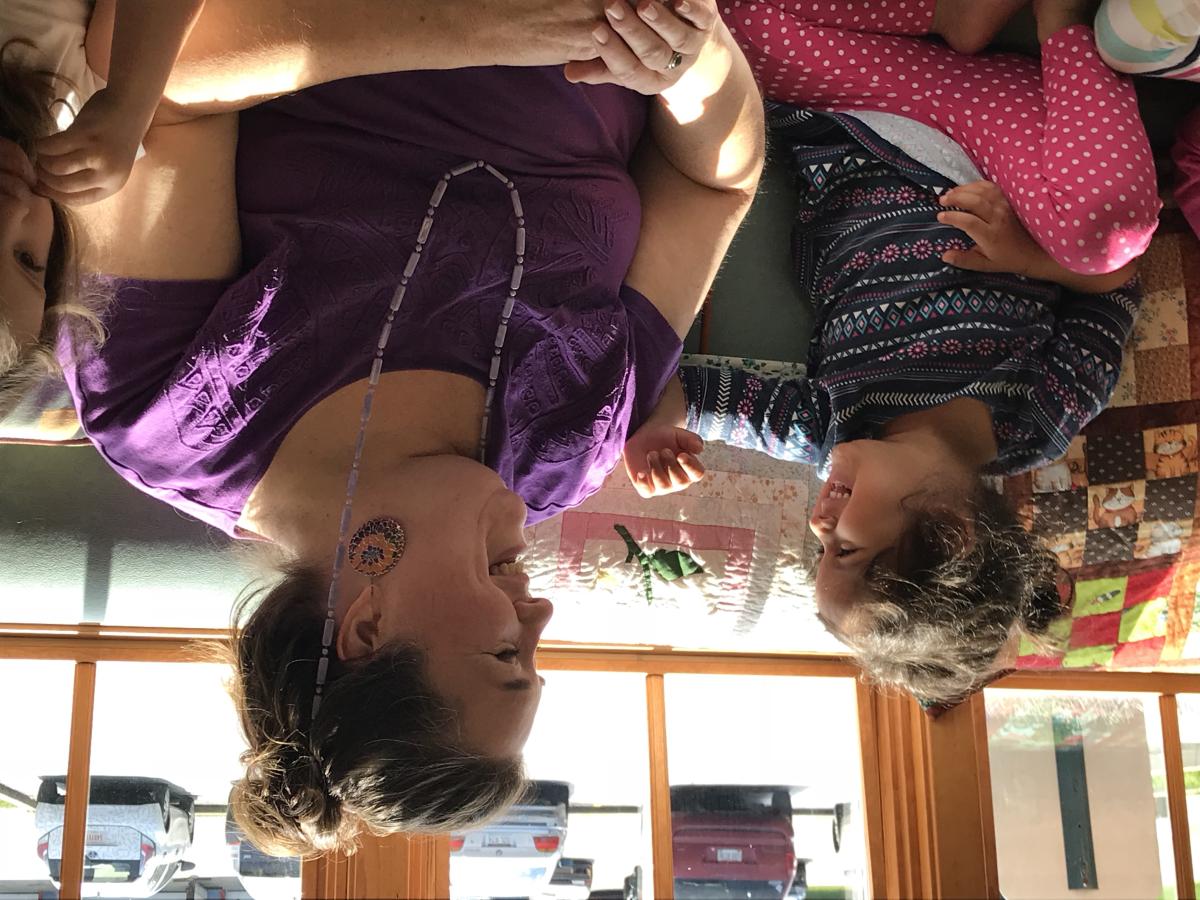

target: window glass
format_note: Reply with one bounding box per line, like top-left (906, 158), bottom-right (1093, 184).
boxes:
top-left (450, 671), bottom-right (654, 900)
top-left (0, 660), bottom-right (75, 898)
top-left (985, 690), bottom-right (1175, 900)
top-left (1171, 695), bottom-right (1200, 900)
top-left (77, 662), bottom-right (299, 900)
top-left (663, 675), bottom-right (867, 900)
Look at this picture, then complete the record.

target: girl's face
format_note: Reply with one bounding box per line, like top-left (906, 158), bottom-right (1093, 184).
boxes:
top-left (0, 139), bottom-right (53, 350)
top-left (809, 439), bottom-right (967, 634)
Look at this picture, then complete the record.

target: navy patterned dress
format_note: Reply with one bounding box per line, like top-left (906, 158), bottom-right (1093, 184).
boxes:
top-left (681, 106), bottom-right (1141, 477)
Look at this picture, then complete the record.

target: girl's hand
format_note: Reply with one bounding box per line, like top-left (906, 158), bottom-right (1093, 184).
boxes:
top-left (623, 423), bottom-right (706, 498)
top-left (33, 89), bottom-right (145, 206)
top-left (937, 181), bottom-right (1049, 277)
top-left (938, 179), bottom-right (1140, 293)
top-left (0, 138), bottom-right (37, 206)
top-left (565, 0), bottom-right (719, 96)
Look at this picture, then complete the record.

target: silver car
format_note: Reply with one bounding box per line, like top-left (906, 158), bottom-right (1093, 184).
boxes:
top-left (35, 775), bottom-right (195, 898)
top-left (450, 780), bottom-right (571, 899)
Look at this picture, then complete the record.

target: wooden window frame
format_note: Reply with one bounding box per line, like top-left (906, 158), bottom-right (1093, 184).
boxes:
top-left (8, 621), bottom-right (1200, 899)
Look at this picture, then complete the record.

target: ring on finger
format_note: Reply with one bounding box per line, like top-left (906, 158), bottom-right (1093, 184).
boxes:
top-left (666, 50), bottom-right (684, 70)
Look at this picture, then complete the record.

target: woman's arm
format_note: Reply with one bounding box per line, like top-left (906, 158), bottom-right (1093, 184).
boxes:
top-left (619, 15), bottom-right (766, 337)
top-left (126, 0), bottom-right (611, 117)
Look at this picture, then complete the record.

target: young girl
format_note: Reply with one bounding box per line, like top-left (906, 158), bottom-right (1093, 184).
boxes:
top-left (0, 0), bottom-right (205, 415)
top-left (624, 0), bottom-right (1151, 705)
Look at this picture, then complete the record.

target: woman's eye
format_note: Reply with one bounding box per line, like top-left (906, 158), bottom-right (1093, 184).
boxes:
top-left (494, 648), bottom-right (519, 663)
top-left (15, 250), bottom-right (45, 274)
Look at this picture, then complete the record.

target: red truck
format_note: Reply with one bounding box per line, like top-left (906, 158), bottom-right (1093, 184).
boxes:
top-left (670, 785), bottom-right (799, 900)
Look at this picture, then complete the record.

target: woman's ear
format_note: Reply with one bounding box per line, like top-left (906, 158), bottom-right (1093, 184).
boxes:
top-left (337, 584), bottom-right (382, 661)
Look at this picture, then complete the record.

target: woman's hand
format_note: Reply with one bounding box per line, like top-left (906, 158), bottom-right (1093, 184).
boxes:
top-left (565, 0), bottom-right (718, 96)
top-left (623, 422), bottom-right (706, 498)
top-left (938, 180), bottom-right (1140, 294)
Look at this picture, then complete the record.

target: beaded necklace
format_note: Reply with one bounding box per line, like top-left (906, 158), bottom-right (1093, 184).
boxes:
top-left (311, 161), bottom-right (526, 718)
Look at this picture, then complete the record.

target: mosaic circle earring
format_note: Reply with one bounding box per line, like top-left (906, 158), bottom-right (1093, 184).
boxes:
top-left (348, 516), bottom-right (406, 578)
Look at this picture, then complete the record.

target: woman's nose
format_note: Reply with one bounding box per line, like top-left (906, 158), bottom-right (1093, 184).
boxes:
top-left (517, 596), bottom-right (554, 634)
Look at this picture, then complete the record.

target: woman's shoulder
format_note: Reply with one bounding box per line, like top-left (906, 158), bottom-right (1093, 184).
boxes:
top-left (75, 114), bottom-right (241, 282)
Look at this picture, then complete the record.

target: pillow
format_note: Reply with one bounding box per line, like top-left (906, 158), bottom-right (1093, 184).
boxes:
top-left (0, 372), bottom-right (86, 445)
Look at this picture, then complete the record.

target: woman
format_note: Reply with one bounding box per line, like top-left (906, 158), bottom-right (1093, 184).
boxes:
top-left (623, 0), bottom-right (1150, 705)
top-left (4, 0), bottom-right (763, 853)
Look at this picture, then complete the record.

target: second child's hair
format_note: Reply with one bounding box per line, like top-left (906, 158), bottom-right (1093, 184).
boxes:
top-left (0, 41), bottom-right (101, 419)
top-left (222, 564), bottom-right (527, 857)
top-left (834, 480), bottom-right (1065, 706)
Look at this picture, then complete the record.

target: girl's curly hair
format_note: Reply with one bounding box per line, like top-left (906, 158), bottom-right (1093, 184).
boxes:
top-left (830, 478), bottom-right (1066, 706)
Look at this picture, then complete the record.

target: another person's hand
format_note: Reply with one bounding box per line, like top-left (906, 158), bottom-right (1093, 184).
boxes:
top-left (565, 0), bottom-right (718, 96)
top-left (938, 179), bottom-right (1139, 293)
top-left (623, 422), bottom-right (706, 498)
top-left (33, 90), bottom-right (144, 206)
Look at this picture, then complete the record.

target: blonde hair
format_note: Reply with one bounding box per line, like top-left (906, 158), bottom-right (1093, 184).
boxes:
top-left (218, 564), bottom-right (527, 857)
top-left (0, 41), bottom-right (103, 419)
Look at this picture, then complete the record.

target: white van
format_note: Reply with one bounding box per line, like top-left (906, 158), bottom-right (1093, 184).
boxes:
top-left (35, 776), bottom-right (195, 898)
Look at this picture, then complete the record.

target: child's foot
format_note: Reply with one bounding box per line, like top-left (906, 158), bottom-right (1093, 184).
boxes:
top-left (933, 0), bottom-right (1031, 55)
top-left (1033, 0), bottom-right (1099, 43)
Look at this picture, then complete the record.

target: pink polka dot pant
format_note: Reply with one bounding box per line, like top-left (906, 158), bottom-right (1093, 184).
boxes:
top-left (721, 1), bottom-right (1162, 275)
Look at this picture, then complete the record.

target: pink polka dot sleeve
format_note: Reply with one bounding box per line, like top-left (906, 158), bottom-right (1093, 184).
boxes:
top-left (721, 3), bottom-right (1161, 275)
top-left (731, 0), bottom-right (935, 34)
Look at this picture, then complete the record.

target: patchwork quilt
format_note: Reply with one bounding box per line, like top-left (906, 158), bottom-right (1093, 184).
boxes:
top-left (1008, 210), bottom-right (1200, 672)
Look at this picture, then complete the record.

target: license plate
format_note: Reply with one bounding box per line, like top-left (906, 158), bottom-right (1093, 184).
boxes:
top-left (484, 835), bottom-right (514, 848)
top-left (716, 848), bottom-right (743, 863)
top-left (85, 831), bottom-right (114, 846)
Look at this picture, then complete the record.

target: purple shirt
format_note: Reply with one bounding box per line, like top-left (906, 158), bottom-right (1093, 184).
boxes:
top-left (63, 68), bottom-right (682, 536)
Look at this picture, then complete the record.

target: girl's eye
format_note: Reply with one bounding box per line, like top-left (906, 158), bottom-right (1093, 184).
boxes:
top-left (494, 648), bottom-right (519, 663)
top-left (16, 250), bottom-right (45, 274)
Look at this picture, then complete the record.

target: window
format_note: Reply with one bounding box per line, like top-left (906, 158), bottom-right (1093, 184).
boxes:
top-left (84, 662), bottom-right (299, 900)
top-left (985, 690), bottom-right (1176, 899)
top-left (663, 675), bottom-right (867, 900)
top-left (450, 671), bottom-right (654, 899)
top-left (0, 660), bottom-right (75, 898)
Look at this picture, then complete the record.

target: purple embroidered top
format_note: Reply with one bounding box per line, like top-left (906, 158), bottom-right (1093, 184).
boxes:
top-left (62, 68), bottom-right (683, 537)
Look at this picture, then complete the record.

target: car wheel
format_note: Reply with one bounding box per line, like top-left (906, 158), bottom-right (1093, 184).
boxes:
top-left (160, 789), bottom-right (171, 831)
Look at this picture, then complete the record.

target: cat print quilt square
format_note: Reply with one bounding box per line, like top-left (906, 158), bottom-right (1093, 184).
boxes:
top-left (1086, 482), bottom-right (1145, 531)
top-left (1144, 426), bottom-right (1199, 479)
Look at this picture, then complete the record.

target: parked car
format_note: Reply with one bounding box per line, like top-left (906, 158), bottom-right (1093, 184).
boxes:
top-left (35, 775), bottom-right (196, 899)
top-left (225, 790), bottom-right (301, 900)
top-left (546, 856), bottom-right (592, 899)
top-left (784, 858), bottom-right (808, 900)
top-left (670, 785), bottom-right (798, 900)
top-left (450, 780), bottom-right (571, 899)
